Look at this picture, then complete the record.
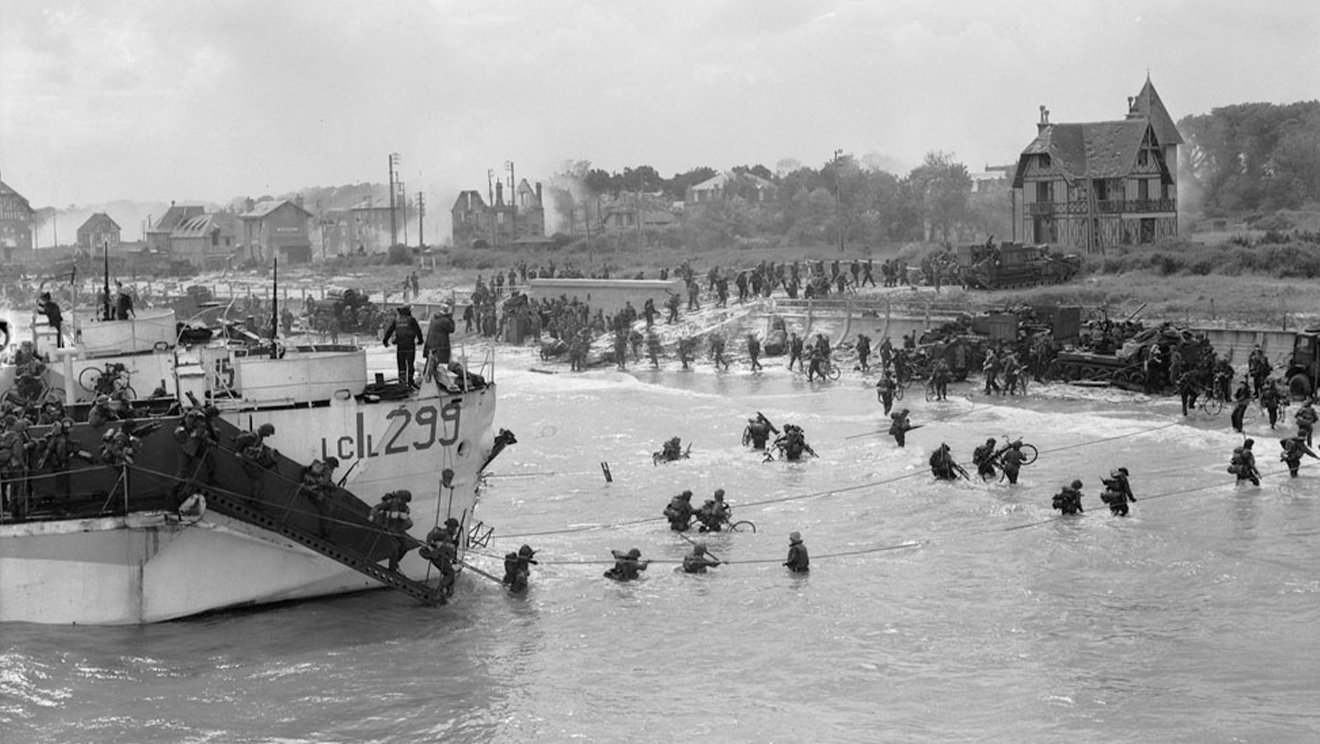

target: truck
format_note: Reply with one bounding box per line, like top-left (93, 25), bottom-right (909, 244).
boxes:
top-left (1285, 329), bottom-right (1320, 399)
top-left (956, 241), bottom-right (1082, 290)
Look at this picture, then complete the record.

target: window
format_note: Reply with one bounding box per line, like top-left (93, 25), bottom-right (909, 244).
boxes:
top-left (1093, 179), bottom-right (1108, 201)
top-left (1035, 181), bottom-right (1053, 203)
top-left (1137, 178), bottom-right (1149, 201)
top-left (1039, 154), bottom-right (1051, 169)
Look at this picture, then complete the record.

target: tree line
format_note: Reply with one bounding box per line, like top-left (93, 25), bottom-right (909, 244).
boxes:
top-left (549, 153), bottom-right (1011, 251)
top-left (1179, 101), bottom-right (1320, 215)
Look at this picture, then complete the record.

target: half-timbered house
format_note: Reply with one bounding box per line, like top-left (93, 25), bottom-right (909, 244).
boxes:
top-left (1012, 77), bottom-right (1182, 253)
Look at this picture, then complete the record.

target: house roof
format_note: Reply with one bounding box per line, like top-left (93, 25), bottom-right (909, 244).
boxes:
top-left (1129, 77), bottom-right (1183, 146)
top-left (0, 178), bottom-right (34, 214)
top-left (1012, 120), bottom-right (1167, 187)
top-left (241, 199), bottom-right (312, 220)
top-left (690, 171), bottom-right (774, 192)
top-left (78, 212), bottom-right (121, 233)
top-left (172, 213), bottom-right (232, 238)
top-left (151, 204), bottom-right (205, 232)
top-left (514, 179), bottom-right (541, 208)
top-left (452, 190), bottom-right (487, 212)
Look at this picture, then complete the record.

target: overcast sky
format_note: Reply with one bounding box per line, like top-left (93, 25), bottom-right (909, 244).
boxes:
top-left (2, 0), bottom-right (1317, 212)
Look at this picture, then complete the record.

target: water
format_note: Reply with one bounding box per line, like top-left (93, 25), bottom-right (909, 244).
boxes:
top-left (4, 349), bottom-right (1319, 743)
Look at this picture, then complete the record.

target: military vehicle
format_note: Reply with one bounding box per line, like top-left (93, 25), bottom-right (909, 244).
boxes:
top-left (1285, 329), bottom-right (1320, 399)
top-left (957, 241), bottom-right (1082, 290)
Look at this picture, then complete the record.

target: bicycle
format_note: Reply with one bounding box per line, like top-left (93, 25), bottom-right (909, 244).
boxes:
top-left (79, 362), bottom-right (137, 401)
top-left (995, 436), bottom-right (1039, 465)
top-left (806, 358), bottom-right (841, 382)
top-left (1195, 386), bottom-right (1223, 415)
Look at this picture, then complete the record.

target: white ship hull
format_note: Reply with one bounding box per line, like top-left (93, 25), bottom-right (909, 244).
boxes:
top-left (0, 355), bottom-right (500, 624)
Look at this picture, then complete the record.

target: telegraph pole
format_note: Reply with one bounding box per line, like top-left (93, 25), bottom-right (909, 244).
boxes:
top-left (388, 153), bottom-right (400, 247)
top-left (834, 149), bottom-right (844, 253)
top-left (417, 191), bottom-right (425, 247)
top-left (399, 180), bottom-right (408, 246)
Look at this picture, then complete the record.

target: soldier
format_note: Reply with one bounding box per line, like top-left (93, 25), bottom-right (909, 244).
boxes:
top-left (299, 456), bottom-right (340, 538)
top-left (1280, 435), bottom-right (1318, 478)
top-left (39, 417), bottom-right (91, 503)
top-left (972, 438), bottom-right (999, 481)
top-left (235, 423), bottom-right (279, 505)
top-left (502, 544), bottom-right (537, 592)
top-left (875, 373), bottom-right (897, 416)
top-left (787, 332), bottom-right (804, 372)
top-left (1229, 440), bottom-right (1260, 486)
top-left (888, 409), bottom-right (914, 448)
top-left (370, 490), bottom-right (415, 572)
top-left (783, 531), bottom-right (809, 573)
top-left (0, 417), bottom-right (36, 520)
top-left (682, 542), bottom-right (721, 574)
top-left (929, 443), bottom-right (962, 481)
top-left (173, 408), bottom-right (217, 502)
top-left (747, 333), bottom-right (763, 372)
top-left (696, 489), bottom-right (732, 532)
top-left (663, 490), bottom-right (696, 531)
top-left (1052, 480), bottom-right (1085, 515)
top-left (419, 528), bottom-right (458, 596)
top-left (1295, 400), bottom-right (1317, 447)
top-left (1100, 468), bottom-right (1137, 516)
top-left (604, 548), bottom-right (650, 581)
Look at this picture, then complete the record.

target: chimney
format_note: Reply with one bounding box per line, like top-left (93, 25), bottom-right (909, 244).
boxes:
top-left (536, 182), bottom-right (543, 204)
top-left (294, 194), bottom-right (304, 209)
top-left (1037, 105), bottom-right (1050, 133)
top-left (495, 181), bottom-right (504, 206)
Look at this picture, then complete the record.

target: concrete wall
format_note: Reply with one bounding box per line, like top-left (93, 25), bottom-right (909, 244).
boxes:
top-left (528, 278), bottom-right (684, 317)
top-left (1190, 326), bottom-right (1297, 366)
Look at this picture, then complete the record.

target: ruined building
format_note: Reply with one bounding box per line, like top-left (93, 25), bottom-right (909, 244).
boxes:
top-left (1012, 76), bottom-right (1182, 252)
top-left (451, 178), bottom-right (546, 249)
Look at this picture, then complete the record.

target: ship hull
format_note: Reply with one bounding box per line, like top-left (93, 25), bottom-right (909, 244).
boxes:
top-left (0, 382), bottom-right (499, 625)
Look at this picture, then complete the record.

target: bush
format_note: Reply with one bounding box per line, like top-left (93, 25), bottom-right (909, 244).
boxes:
top-left (386, 244), bottom-right (412, 265)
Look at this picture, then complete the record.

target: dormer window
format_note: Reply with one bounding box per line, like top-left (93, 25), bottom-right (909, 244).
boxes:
top-left (1039, 154), bottom-right (1052, 169)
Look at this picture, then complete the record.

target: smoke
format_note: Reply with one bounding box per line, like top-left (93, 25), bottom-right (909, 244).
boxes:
top-left (1176, 150), bottom-right (1203, 234)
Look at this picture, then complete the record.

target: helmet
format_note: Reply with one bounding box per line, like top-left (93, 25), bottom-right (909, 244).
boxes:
top-left (789, 531), bottom-right (801, 542)
top-left (518, 544), bottom-right (536, 557)
top-left (987, 438), bottom-right (996, 445)
top-left (693, 543), bottom-right (707, 555)
top-left (257, 423), bottom-right (275, 436)
top-left (1070, 479), bottom-right (1083, 489)
top-left (680, 490), bottom-right (692, 498)
top-left (395, 489), bottom-right (412, 503)
top-left (1244, 439), bottom-right (1254, 448)
top-left (626, 548), bottom-right (641, 559)
top-left (714, 489), bottom-right (725, 498)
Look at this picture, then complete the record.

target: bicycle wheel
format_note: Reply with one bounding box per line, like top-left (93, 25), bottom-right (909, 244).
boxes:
top-left (1019, 443), bottom-right (1039, 465)
top-left (1204, 395), bottom-right (1223, 415)
top-left (115, 384), bottom-right (137, 401)
top-left (924, 384), bottom-right (936, 402)
top-left (78, 367), bottom-right (102, 394)
top-left (894, 382), bottom-right (906, 401)
top-left (727, 520), bottom-right (757, 533)
top-left (827, 364), bottom-right (841, 381)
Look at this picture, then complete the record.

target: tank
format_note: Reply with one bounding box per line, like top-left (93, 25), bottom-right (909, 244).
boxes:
top-left (957, 241), bottom-right (1082, 290)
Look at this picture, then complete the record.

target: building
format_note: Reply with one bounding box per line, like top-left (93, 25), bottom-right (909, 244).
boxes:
top-left (600, 205), bottom-right (679, 232)
top-left (451, 179), bottom-right (546, 249)
top-left (684, 171), bottom-right (774, 208)
top-left (0, 171), bottom-right (36, 256)
top-left (969, 165), bottom-right (1014, 193)
top-left (321, 197), bottom-right (402, 256)
top-left (145, 203), bottom-right (205, 254)
top-left (76, 212), bottom-right (122, 252)
top-left (240, 199), bottom-right (313, 265)
top-left (1011, 77), bottom-right (1182, 252)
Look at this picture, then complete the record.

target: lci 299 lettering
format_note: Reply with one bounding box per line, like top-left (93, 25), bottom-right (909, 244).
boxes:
top-left (320, 402), bottom-right (461, 461)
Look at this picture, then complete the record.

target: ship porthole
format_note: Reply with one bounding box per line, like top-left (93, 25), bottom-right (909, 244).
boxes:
top-left (457, 440), bottom-right (470, 457)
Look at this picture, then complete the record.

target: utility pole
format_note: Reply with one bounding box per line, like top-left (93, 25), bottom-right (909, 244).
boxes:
top-left (834, 149), bottom-right (844, 253)
top-left (416, 191), bottom-right (425, 247)
top-left (388, 153), bottom-right (400, 247)
top-left (505, 161), bottom-right (517, 241)
top-left (635, 171), bottom-right (644, 252)
top-left (399, 180), bottom-right (408, 246)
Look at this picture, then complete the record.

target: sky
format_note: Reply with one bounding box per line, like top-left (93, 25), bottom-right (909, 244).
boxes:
top-left (2, 0), bottom-right (1317, 231)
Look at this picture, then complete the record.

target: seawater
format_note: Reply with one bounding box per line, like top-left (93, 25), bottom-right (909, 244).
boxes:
top-left (3, 347), bottom-right (1319, 743)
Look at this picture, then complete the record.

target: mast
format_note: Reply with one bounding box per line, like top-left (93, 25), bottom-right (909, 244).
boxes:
top-left (269, 258), bottom-right (279, 358)
top-left (102, 240), bottom-right (112, 321)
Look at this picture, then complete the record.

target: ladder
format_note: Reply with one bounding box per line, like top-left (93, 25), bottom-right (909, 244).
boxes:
top-left (205, 488), bottom-right (443, 605)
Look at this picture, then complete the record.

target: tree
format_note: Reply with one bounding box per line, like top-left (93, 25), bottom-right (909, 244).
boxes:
top-left (905, 151), bottom-right (972, 243)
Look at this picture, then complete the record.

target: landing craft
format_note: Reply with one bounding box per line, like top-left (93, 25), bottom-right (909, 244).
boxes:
top-left (0, 297), bottom-right (508, 624)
